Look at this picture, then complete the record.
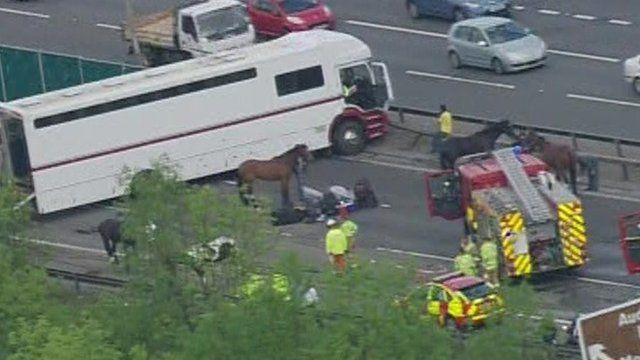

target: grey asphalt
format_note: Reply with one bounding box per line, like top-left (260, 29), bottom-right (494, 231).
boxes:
top-left (28, 154), bottom-right (640, 317)
top-left (1, 0), bottom-right (639, 139)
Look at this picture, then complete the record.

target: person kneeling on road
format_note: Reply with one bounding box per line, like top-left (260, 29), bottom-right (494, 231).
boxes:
top-left (480, 237), bottom-right (499, 286)
top-left (454, 246), bottom-right (478, 277)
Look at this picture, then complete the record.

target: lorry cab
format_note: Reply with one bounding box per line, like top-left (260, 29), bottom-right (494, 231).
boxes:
top-left (176, 0), bottom-right (255, 56)
top-left (338, 61), bottom-right (394, 111)
top-left (619, 211), bottom-right (640, 274)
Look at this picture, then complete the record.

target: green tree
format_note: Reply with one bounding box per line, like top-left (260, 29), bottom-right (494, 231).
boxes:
top-left (95, 162), bottom-right (274, 357)
top-left (458, 282), bottom-right (555, 360)
top-left (0, 182), bottom-right (44, 358)
top-left (176, 256), bottom-right (455, 360)
top-left (8, 315), bottom-right (121, 360)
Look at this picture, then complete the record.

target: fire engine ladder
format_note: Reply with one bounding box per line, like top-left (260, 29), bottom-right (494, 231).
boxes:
top-left (493, 148), bottom-right (553, 224)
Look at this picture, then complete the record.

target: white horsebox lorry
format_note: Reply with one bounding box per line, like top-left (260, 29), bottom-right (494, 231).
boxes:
top-left (125, 0), bottom-right (255, 66)
top-left (0, 30), bottom-right (393, 214)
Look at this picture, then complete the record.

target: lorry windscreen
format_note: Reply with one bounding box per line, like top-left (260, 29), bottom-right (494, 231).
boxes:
top-left (197, 5), bottom-right (249, 41)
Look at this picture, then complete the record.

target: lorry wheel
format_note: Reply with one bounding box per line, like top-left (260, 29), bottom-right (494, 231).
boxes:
top-left (634, 77), bottom-right (640, 95)
top-left (333, 120), bottom-right (365, 156)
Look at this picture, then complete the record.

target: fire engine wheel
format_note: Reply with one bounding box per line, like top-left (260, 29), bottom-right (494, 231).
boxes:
top-left (333, 120), bottom-right (366, 156)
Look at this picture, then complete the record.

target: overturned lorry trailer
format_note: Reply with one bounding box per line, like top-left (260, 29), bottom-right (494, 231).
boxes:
top-left (425, 148), bottom-right (588, 277)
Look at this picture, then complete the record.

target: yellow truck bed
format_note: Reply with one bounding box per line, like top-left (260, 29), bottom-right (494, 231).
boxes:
top-left (125, 9), bottom-right (176, 48)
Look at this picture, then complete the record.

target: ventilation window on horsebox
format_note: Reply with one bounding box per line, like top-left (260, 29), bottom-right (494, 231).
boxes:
top-left (275, 65), bottom-right (324, 97)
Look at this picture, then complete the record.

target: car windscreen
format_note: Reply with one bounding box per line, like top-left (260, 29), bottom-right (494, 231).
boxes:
top-left (484, 22), bottom-right (529, 44)
top-left (280, 0), bottom-right (319, 14)
top-left (460, 283), bottom-right (492, 300)
top-left (197, 5), bottom-right (249, 41)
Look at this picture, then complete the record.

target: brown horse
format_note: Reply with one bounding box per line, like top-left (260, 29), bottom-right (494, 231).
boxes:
top-left (521, 130), bottom-right (578, 194)
top-left (237, 144), bottom-right (311, 207)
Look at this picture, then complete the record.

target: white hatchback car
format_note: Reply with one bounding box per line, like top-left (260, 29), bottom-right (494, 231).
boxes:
top-left (624, 55), bottom-right (640, 94)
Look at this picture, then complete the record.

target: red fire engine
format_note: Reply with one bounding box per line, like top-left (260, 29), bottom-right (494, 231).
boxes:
top-left (425, 148), bottom-right (588, 277)
top-left (619, 212), bottom-right (640, 274)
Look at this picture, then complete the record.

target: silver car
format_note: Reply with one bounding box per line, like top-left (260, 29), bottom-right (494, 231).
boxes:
top-left (447, 17), bottom-right (547, 74)
top-left (623, 54), bottom-right (640, 94)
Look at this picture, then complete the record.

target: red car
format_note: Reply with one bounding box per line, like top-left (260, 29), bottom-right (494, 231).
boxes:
top-left (247, 0), bottom-right (336, 37)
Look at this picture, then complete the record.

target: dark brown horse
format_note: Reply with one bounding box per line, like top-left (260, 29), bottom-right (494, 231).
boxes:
top-left (521, 130), bottom-right (578, 194)
top-left (439, 119), bottom-right (516, 169)
top-left (237, 144), bottom-right (311, 207)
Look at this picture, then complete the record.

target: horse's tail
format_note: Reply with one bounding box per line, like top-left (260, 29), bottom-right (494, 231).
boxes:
top-left (569, 152), bottom-right (578, 195)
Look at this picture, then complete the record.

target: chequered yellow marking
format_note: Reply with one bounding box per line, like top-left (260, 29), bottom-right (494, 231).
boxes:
top-left (558, 202), bottom-right (587, 267)
top-left (513, 254), bottom-right (532, 275)
top-left (500, 212), bottom-right (525, 276)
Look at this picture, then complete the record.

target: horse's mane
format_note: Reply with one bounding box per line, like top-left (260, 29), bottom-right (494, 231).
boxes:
top-left (273, 145), bottom-right (303, 160)
top-left (478, 121), bottom-right (509, 135)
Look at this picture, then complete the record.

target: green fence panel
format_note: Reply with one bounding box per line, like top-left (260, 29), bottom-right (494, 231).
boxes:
top-left (0, 44), bottom-right (145, 102)
top-left (80, 60), bottom-right (125, 83)
top-left (0, 47), bottom-right (43, 101)
top-left (41, 53), bottom-right (83, 92)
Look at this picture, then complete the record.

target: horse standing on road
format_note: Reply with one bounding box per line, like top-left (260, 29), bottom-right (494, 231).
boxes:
top-left (438, 119), bottom-right (516, 169)
top-left (521, 130), bottom-right (578, 194)
top-left (237, 144), bottom-right (311, 207)
top-left (97, 218), bottom-right (136, 264)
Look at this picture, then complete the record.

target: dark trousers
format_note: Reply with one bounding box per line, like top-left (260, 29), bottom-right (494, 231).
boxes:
top-left (431, 132), bottom-right (449, 153)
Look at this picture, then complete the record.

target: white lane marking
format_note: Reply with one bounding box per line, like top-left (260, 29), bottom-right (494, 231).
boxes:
top-left (517, 313), bottom-right (572, 326)
top-left (345, 19), bottom-right (447, 38)
top-left (406, 70), bottom-right (516, 90)
top-left (609, 19), bottom-right (632, 26)
top-left (512, 5), bottom-right (525, 10)
top-left (343, 156), bottom-right (428, 172)
top-left (572, 14), bottom-right (596, 21)
top-left (376, 246), bottom-right (454, 262)
top-left (582, 191), bottom-right (640, 204)
top-left (567, 93), bottom-right (640, 108)
top-left (572, 276), bottom-right (640, 290)
top-left (96, 23), bottom-right (122, 31)
top-left (378, 247), bottom-right (640, 290)
top-left (538, 9), bottom-right (561, 15)
top-left (346, 20), bottom-right (620, 64)
top-left (547, 49), bottom-right (620, 63)
top-left (0, 7), bottom-right (50, 19)
top-left (15, 236), bottom-right (107, 255)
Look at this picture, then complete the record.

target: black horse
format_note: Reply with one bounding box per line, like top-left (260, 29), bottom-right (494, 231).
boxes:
top-left (98, 218), bottom-right (135, 264)
top-left (438, 119), bottom-right (516, 169)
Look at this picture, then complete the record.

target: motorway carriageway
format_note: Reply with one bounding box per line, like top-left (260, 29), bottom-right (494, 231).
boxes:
top-left (1, 0), bottom-right (640, 138)
top-left (22, 154), bottom-right (640, 318)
